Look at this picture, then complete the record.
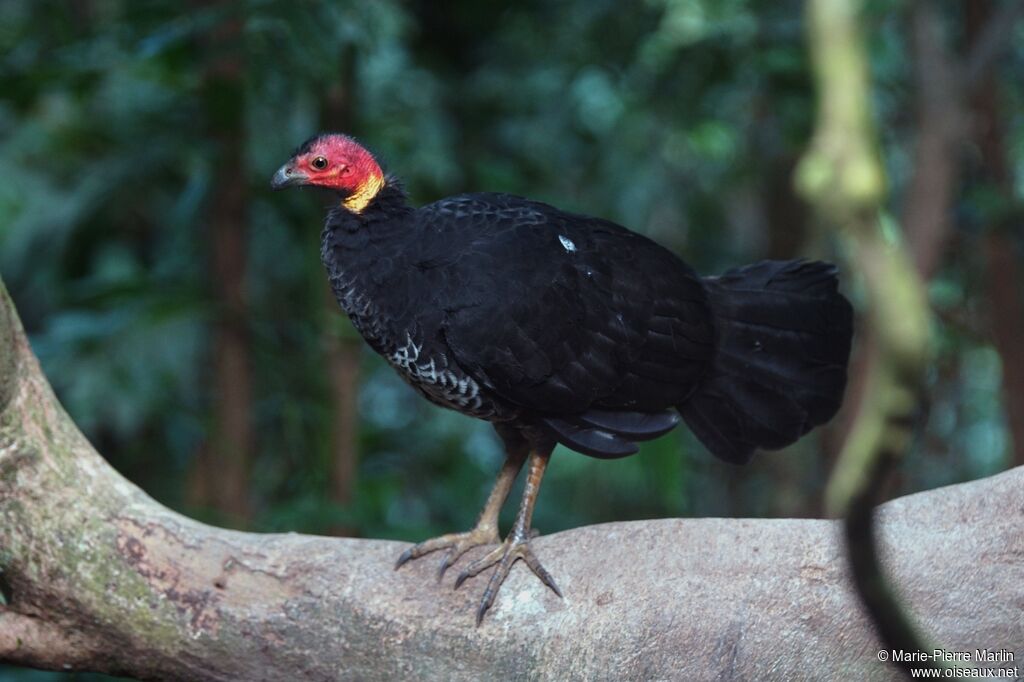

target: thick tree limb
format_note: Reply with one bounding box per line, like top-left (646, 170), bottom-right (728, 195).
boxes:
top-left (0, 275), bottom-right (1022, 681)
top-left (0, 609), bottom-right (106, 671)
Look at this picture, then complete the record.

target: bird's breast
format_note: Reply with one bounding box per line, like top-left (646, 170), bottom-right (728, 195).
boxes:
top-left (320, 225), bottom-right (506, 420)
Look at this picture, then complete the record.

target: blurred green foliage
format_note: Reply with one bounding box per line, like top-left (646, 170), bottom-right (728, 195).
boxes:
top-left (0, 1), bottom-right (1020, 679)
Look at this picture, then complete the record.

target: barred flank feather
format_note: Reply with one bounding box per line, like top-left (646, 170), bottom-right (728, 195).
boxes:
top-left (679, 260), bottom-right (853, 464)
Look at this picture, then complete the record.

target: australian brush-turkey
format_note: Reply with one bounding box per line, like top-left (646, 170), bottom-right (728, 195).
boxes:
top-left (271, 133), bottom-right (853, 624)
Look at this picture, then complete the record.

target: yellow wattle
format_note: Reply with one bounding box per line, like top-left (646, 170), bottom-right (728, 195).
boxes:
top-left (343, 172), bottom-right (385, 213)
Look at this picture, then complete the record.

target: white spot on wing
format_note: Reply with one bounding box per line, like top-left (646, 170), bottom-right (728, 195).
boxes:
top-left (558, 235), bottom-right (577, 253)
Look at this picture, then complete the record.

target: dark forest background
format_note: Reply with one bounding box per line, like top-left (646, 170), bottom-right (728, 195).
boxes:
top-left (1, 1), bottom-right (1022, 679)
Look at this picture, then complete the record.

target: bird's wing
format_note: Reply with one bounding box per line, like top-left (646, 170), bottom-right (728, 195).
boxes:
top-left (418, 194), bottom-right (715, 418)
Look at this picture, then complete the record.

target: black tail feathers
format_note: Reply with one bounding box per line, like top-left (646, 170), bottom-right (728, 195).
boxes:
top-left (678, 260), bottom-right (853, 464)
top-left (541, 409), bottom-right (681, 459)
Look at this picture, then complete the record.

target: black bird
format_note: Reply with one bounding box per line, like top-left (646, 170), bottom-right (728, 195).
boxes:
top-left (272, 133), bottom-right (853, 623)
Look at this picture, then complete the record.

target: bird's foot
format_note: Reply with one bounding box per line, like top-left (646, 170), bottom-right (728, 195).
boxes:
top-left (454, 530), bottom-right (562, 625)
top-left (394, 524), bottom-right (501, 581)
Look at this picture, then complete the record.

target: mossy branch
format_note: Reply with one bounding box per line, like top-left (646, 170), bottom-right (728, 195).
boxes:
top-left (0, 272), bottom-right (1021, 679)
top-left (796, 1), bottom-right (965, 678)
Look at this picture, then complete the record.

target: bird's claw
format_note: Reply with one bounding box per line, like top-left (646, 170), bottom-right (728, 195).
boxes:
top-left (394, 525), bottom-right (501, 581)
top-left (453, 531), bottom-right (562, 625)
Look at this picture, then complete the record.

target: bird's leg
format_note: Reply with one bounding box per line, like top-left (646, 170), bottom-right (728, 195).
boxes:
top-left (454, 446), bottom-right (561, 625)
top-left (395, 446), bottom-right (527, 580)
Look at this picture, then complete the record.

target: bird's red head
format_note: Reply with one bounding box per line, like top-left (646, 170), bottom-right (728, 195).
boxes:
top-left (271, 133), bottom-right (385, 213)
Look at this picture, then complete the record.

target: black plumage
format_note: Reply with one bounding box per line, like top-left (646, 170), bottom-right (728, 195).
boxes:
top-left (272, 133), bottom-right (854, 623)
top-left (320, 187), bottom-right (851, 460)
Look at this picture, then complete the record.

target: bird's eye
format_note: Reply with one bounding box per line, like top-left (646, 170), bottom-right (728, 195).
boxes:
top-left (311, 156), bottom-right (328, 170)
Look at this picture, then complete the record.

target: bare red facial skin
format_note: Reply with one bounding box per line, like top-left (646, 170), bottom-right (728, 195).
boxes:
top-left (289, 134), bottom-right (383, 194)
top-left (271, 134), bottom-right (386, 212)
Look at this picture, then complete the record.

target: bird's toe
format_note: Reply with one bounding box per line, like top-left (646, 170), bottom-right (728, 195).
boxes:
top-left (395, 526), bottom-right (501, 575)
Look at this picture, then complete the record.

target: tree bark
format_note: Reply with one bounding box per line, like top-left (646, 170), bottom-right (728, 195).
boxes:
top-left (187, 10), bottom-right (252, 524)
top-left (968, 0), bottom-right (1024, 468)
top-left (901, 0), bottom-right (963, 282)
top-left (0, 280), bottom-right (1022, 680)
top-left (983, 231), bottom-right (1024, 467)
top-left (320, 46), bottom-right (362, 520)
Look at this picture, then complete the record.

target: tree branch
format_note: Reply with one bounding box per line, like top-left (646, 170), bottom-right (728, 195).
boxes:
top-left (0, 609), bottom-right (106, 672)
top-left (795, 1), bottom-right (958, 678)
top-left (0, 272), bottom-right (1021, 681)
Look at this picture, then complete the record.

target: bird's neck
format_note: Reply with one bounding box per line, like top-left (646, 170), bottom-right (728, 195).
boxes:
top-left (320, 177), bottom-right (415, 351)
top-left (336, 177), bottom-right (413, 230)
top-left (322, 178), bottom-right (412, 245)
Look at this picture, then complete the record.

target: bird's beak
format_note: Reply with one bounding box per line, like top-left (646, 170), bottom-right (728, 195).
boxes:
top-left (270, 163), bottom-right (309, 190)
